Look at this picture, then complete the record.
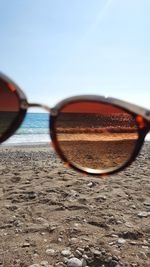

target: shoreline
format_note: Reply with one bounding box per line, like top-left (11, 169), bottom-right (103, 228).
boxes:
top-left (1, 141), bottom-right (51, 148)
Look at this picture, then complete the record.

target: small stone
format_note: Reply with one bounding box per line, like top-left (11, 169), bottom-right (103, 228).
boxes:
top-left (63, 258), bottom-right (69, 263)
top-left (70, 238), bottom-right (78, 243)
top-left (28, 264), bottom-right (40, 267)
top-left (67, 257), bottom-right (82, 267)
top-left (41, 232), bottom-right (46, 235)
top-left (81, 258), bottom-right (87, 267)
top-left (117, 238), bottom-right (126, 245)
top-left (75, 250), bottom-right (82, 257)
top-left (22, 242), bottom-right (30, 247)
top-left (61, 249), bottom-right (71, 257)
top-left (142, 246), bottom-right (149, 250)
top-left (33, 253), bottom-right (39, 257)
top-left (82, 254), bottom-right (88, 260)
top-left (40, 261), bottom-right (49, 266)
top-left (109, 242), bottom-right (114, 245)
top-left (43, 222), bottom-right (50, 228)
top-left (130, 241), bottom-right (137, 245)
top-left (125, 222), bottom-right (133, 228)
top-left (46, 248), bottom-right (55, 256)
top-left (112, 256), bottom-right (119, 261)
top-left (116, 220), bottom-right (122, 224)
top-left (91, 249), bottom-right (101, 256)
top-left (107, 256), bottom-right (112, 262)
top-left (111, 234), bottom-right (118, 238)
top-left (137, 211), bottom-right (150, 217)
top-left (77, 247), bottom-right (84, 253)
top-left (101, 249), bottom-right (106, 255)
top-left (143, 239), bottom-right (149, 245)
top-left (50, 226), bottom-right (57, 231)
top-left (87, 182), bottom-right (93, 187)
top-left (143, 202), bottom-right (150, 207)
top-left (74, 223), bottom-right (79, 227)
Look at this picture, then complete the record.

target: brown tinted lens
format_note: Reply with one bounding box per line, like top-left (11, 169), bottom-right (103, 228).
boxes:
top-left (55, 101), bottom-right (139, 173)
top-left (0, 79), bottom-right (20, 140)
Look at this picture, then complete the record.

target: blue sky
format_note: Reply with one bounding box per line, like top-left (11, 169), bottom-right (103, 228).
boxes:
top-left (0, 0), bottom-right (150, 109)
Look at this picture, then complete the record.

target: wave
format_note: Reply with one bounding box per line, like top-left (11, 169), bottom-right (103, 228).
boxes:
top-left (16, 127), bottom-right (49, 135)
top-left (3, 133), bottom-right (50, 145)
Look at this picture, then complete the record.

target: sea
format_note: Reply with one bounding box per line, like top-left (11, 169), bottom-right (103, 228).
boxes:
top-left (3, 113), bottom-right (50, 146)
top-left (2, 112), bottom-right (150, 146)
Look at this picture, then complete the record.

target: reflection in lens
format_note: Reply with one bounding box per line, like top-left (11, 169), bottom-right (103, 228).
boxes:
top-left (0, 79), bottom-right (20, 140)
top-left (55, 101), bottom-right (139, 172)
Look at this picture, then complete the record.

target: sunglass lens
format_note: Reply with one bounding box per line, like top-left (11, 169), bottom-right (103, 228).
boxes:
top-left (55, 101), bottom-right (139, 174)
top-left (0, 78), bottom-right (20, 141)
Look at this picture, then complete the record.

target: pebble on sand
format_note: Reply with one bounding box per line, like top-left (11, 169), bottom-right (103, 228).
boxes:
top-left (67, 257), bottom-right (82, 267)
top-left (137, 211), bottom-right (150, 217)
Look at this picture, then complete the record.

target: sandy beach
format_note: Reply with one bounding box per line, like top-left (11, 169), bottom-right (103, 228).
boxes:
top-left (0, 142), bottom-right (149, 267)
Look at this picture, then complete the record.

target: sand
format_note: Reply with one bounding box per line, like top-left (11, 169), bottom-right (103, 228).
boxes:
top-left (0, 142), bottom-right (149, 267)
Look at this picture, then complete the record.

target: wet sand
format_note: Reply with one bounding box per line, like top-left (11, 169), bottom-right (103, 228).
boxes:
top-left (0, 143), bottom-right (149, 266)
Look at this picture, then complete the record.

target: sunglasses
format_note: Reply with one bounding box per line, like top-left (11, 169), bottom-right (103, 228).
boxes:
top-left (0, 72), bottom-right (150, 176)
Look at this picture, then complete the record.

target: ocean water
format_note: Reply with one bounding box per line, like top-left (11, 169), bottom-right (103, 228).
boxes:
top-left (3, 113), bottom-right (50, 145)
top-left (2, 112), bottom-right (150, 146)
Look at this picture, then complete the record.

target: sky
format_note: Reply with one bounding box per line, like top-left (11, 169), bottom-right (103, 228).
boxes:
top-left (0, 0), bottom-right (150, 110)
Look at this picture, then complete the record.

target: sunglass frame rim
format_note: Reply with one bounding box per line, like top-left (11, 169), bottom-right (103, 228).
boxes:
top-left (52, 94), bottom-right (150, 121)
top-left (50, 96), bottom-right (149, 176)
top-left (0, 73), bottom-right (28, 143)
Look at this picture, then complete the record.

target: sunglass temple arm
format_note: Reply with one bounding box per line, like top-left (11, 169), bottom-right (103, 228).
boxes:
top-left (27, 103), bottom-right (51, 113)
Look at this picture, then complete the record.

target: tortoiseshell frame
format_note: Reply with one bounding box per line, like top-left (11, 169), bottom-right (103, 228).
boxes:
top-left (0, 73), bottom-right (27, 144)
top-left (0, 72), bottom-right (150, 176)
top-left (50, 96), bottom-right (150, 176)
